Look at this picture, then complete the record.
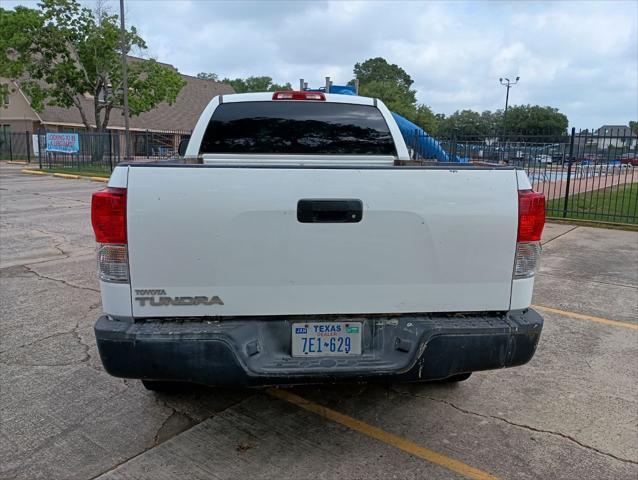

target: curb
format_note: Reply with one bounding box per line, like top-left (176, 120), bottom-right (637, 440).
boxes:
top-left (53, 173), bottom-right (82, 179)
top-left (7, 161), bottom-right (29, 165)
top-left (546, 217), bottom-right (638, 232)
top-left (21, 169), bottom-right (109, 183)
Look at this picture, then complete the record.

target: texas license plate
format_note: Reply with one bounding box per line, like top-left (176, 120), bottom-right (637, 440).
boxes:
top-left (291, 322), bottom-right (362, 357)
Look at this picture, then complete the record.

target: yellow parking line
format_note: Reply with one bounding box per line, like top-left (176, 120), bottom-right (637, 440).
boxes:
top-left (532, 304), bottom-right (638, 331)
top-left (267, 388), bottom-right (500, 480)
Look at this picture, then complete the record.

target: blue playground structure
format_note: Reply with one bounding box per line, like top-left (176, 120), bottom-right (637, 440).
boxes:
top-left (307, 81), bottom-right (457, 162)
top-left (390, 112), bottom-right (456, 162)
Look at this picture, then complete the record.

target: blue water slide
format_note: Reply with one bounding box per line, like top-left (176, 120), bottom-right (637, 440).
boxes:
top-left (391, 113), bottom-right (457, 162)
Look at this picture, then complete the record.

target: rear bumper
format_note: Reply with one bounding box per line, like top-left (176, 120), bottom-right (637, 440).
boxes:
top-left (94, 309), bottom-right (543, 387)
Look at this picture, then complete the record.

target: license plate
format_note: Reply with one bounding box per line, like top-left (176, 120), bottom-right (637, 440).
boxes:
top-left (291, 322), bottom-right (362, 357)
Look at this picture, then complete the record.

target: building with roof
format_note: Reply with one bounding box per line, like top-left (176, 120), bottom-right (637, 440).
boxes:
top-left (1, 59), bottom-right (234, 157)
top-left (591, 125), bottom-right (637, 149)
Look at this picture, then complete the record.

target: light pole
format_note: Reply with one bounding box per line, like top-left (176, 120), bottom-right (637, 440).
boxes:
top-left (119, 0), bottom-right (131, 160)
top-left (499, 76), bottom-right (519, 140)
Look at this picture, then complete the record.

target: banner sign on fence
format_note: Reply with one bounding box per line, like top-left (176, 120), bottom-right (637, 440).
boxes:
top-left (46, 133), bottom-right (79, 153)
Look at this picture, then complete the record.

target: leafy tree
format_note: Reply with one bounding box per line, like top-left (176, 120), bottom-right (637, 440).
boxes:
top-left (0, 0), bottom-right (186, 131)
top-left (414, 105), bottom-right (438, 136)
top-left (354, 57), bottom-right (414, 93)
top-left (353, 57), bottom-right (440, 133)
top-left (196, 72), bottom-right (219, 82)
top-left (504, 105), bottom-right (568, 136)
top-left (437, 110), bottom-right (491, 138)
top-left (437, 106), bottom-right (568, 139)
top-left (358, 81), bottom-right (415, 118)
top-left (222, 76), bottom-right (292, 93)
top-left (480, 110), bottom-right (503, 134)
top-left (354, 57), bottom-right (417, 113)
top-left (629, 121), bottom-right (637, 135)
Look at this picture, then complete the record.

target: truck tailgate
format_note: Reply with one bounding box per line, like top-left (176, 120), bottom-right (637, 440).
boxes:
top-left (126, 166), bottom-right (519, 317)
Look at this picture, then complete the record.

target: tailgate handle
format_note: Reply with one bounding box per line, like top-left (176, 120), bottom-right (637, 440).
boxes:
top-left (297, 199), bottom-right (363, 223)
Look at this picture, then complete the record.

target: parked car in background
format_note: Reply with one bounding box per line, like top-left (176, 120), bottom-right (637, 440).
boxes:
top-left (619, 152), bottom-right (638, 166)
top-left (526, 154), bottom-right (552, 164)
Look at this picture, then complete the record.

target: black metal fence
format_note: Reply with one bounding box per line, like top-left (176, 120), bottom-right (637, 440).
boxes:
top-left (0, 131), bottom-right (34, 163)
top-left (0, 129), bottom-right (191, 172)
top-left (411, 127), bottom-right (638, 224)
top-left (3, 126), bottom-right (636, 224)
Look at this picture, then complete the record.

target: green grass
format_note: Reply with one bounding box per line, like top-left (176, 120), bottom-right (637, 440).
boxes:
top-left (547, 183), bottom-right (638, 224)
top-left (41, 167), bottom-right (110, 178)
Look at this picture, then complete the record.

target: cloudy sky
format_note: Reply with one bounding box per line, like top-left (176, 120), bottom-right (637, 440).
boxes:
top-left (7, 0), bottom-right (638, 128)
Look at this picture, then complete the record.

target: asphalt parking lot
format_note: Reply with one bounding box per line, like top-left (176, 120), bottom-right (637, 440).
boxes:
top-left (1, 162), bottom-right (637, 480)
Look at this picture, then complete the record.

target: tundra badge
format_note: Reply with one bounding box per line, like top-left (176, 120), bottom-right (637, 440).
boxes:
top-left (134, 289), bottom-right (224, 306)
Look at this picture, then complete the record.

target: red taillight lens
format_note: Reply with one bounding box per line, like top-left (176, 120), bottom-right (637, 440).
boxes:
top-left (272, 91), bottom-right (326, 101)
top-left (91, 187), bottom-right (127, 244)
top-left (518, 190), bottom-right (545, 242)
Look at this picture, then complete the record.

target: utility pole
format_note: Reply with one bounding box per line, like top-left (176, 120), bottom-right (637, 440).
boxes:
top-left (499, 76), bottom-right (519, 140)
top-left (119, 0), bottom-right (131, 160)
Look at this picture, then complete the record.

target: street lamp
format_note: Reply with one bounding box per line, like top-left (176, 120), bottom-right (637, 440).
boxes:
top-left (499, 76), bottom-right (519, 140)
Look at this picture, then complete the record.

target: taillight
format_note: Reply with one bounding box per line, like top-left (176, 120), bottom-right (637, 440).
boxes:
top-left (92, 187), bottom-right (127, 244)
top-left (92, 187), bottom-right (129, 283)
top-left (517, 190), bottom-right (545, 242)
top-left (272, 91), bottom-right (326, 101)
top-left (514, 190), bottom-right (545, 279)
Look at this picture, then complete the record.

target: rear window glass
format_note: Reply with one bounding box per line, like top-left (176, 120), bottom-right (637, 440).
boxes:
top-left (200, 101), bottom-right (396, 155)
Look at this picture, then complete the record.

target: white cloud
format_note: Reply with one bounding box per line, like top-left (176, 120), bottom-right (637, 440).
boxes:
top-left (4, 0), bottom-right (638, 128)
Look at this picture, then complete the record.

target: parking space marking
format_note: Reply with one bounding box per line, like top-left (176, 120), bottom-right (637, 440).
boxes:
top-left (267, 388), bottom-right (500, 480)
top-left (532, 304), bottom-right (638, 331)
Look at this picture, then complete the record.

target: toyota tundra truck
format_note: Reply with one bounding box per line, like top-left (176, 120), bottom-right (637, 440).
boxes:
top-left (92, 91), bottom-right (545, 391)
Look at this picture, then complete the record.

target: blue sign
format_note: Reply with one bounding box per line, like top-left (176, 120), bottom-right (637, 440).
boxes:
top-left (46, 133), bottom-right (80, 153)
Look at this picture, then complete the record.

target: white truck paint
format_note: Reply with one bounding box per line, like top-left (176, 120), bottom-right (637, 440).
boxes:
top-left (93, 91), bottom-right (546, 388)
top-left (124, 166), bottom-right (519, 317)
top-left (99, 92), bottom-right (538, 319)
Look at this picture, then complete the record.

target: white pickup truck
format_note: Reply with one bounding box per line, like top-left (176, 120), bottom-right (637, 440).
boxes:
top-left (92, 91), bottom-right (545, 390)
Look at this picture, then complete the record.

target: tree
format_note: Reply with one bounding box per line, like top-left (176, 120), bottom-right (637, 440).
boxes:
top-left (480, 110), bottom-right (503, 134)
top-left (504, 105), bottom-right (568, 136)
top-left (629, 121), bottom-right (637, 135)
top-left (354, 57), bottom-right (414, 93)
top-left (358, 81), bottom-right (416, 118)
top-left (354, 57), bottom-right (417, 113)
top-left (353, 57), bottom-right (440, 133)
top-left (196, 72), bottom-right (219, 82)
top-left (0, 0), bottom-right (186, 131)
top-left (196, 73), bottom-right (291, 92)
top-left (437, 110), bottom-right (494, 138)
top-left (222, 76), bottom-right (292, 93)
top-left (414, 105), bottom-right (438, 136)
top-left (437, 106), bottom-right (568, 139)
